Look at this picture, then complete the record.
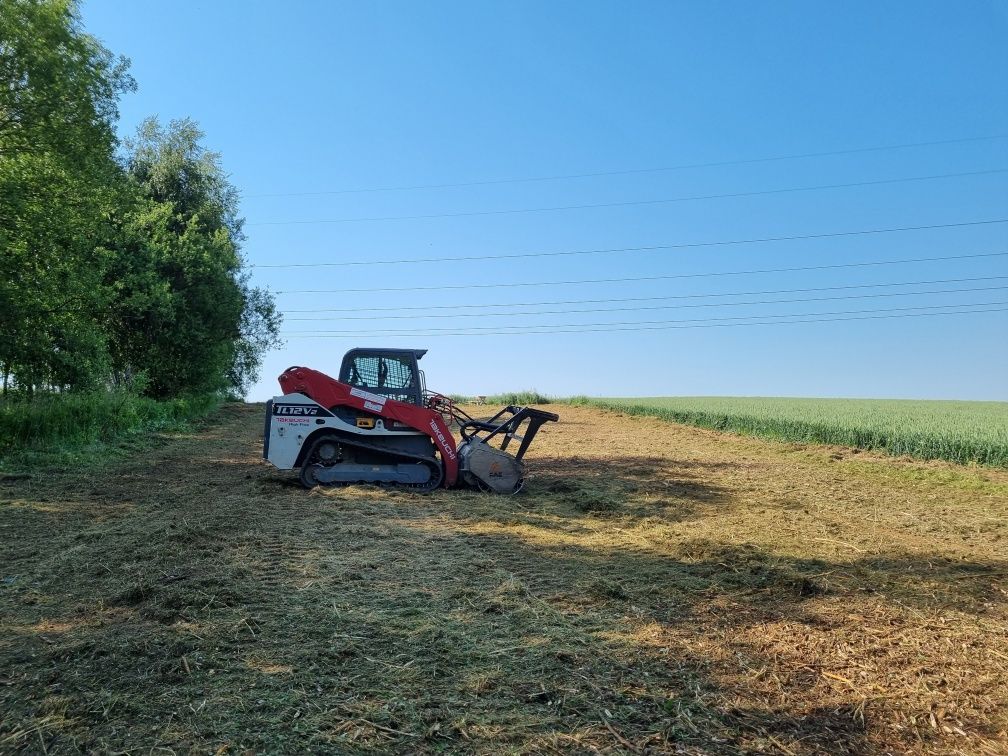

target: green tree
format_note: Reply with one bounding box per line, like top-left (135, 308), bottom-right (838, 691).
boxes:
top-left (1, 3), bottom-right (279, 400)
top-left (0, 0), bottom-right (134, 392)
top-left (108, 117), bottom-right (281, 398)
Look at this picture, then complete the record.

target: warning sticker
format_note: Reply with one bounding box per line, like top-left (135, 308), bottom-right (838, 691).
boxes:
top-left (350, 387), bottom-right (386, 406)
top-left (363, 400), bottom-right (384, 413)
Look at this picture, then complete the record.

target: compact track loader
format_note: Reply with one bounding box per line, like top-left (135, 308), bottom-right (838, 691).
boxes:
top-left (263, 348), bottom-right (558, 493)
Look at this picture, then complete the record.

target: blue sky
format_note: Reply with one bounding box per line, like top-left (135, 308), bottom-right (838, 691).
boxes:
top-left (81, 1), bottom-right (1008, 400)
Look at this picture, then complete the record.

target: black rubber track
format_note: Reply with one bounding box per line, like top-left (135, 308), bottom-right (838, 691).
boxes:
top-left (299, 431), bottom-right (444, 492)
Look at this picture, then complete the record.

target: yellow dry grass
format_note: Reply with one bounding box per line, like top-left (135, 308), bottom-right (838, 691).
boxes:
top-left (0, 402), bottom-right (1006, 754)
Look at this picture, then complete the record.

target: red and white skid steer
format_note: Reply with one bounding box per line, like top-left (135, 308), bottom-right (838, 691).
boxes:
top-left (263, 348), bottom-right (558, 493)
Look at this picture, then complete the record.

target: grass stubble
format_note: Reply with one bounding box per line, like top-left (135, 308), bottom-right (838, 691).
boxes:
top-left (0, 403), bottom-right (1006, 753)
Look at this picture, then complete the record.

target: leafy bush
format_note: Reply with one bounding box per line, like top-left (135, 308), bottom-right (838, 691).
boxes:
top-left (0, 391), bottom-right (220, 464)
top-left (483, 390), bottom-right (552, 405)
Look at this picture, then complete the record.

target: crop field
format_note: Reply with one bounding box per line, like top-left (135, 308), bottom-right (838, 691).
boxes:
top-left (573, 397), bottom-right (1008, 467)
top-left (2, 403), bottom-right (1007, 754)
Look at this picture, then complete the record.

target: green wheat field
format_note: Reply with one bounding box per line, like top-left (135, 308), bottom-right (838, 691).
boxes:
top-left (570, 396), bottom-right (1008, 467)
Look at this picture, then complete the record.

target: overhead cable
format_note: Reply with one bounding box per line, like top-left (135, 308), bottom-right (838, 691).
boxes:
top-left (248, 168), bottom-right (1008, 226)
top-left (250, 217), bottom-right (1008, 268)
top-left (281, 274), bottom-right (1008, 313)
top-left (281, 305), bottom-right (1008, 338)
top-left (281, 300), bottom-right (1008, 336)
top-left (242, 133), bottom-right (1008, 198)
top-left (274, 250), bottom-right (1008, 294)
top-left (282, 283), bottom-right (1008, 321)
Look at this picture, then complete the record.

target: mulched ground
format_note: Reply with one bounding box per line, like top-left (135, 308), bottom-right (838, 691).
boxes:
top-left (1, 403), bottom-right (1006, 754)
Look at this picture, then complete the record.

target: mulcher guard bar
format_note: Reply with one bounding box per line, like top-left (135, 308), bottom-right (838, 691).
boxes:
top-left (458, 405), bottom-right (559, 461)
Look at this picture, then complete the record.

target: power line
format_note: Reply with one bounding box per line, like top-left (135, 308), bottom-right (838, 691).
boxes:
top-left (241, 133), bottom-right (1008, 198)
top-left (250, 217), bottom-right (1008, 268)
top-left (247, 168), bottom-right (1008, 226)
top-left (281, 305), bottom-right (1008, 338)
top-left (281, 275), bottom-right (1008, 313)
top-left (281, 300), bottom-right (1008, 335)
top-left (281, 283), bottom-right (1008, 322)
top-left (274, 250), bottom-right (1008, 294)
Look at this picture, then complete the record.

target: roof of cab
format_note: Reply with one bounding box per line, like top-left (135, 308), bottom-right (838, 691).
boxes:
top-left (346, 347), bottom-right (427, 361)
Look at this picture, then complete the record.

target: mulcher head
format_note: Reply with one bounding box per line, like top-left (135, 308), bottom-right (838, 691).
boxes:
top-left (454, 405), bottom-right (560, 494)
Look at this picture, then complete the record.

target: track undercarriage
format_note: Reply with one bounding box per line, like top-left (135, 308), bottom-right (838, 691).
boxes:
top-left (262, 349), bottom-right (558, 494)
top-left (298, 432), bottom-right (444, 492)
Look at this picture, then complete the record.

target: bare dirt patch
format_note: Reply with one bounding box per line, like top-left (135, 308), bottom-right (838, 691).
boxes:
top-left (1, 403), bottom-right (1006, 754)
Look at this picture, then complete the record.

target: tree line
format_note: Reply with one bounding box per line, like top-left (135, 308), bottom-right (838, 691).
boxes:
top-left (0, 0), bottom-right (281, 400)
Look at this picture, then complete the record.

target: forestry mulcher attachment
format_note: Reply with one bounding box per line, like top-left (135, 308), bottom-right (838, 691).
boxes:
top-left (263, 348), bottom-right (558, 493)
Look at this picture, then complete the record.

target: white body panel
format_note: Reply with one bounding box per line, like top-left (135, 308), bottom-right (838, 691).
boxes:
top-left (264, 392), bottom-right (424, 470)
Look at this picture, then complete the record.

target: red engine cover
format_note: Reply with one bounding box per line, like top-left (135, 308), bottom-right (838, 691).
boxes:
top-left (278, 366), bottom-right (458, 487)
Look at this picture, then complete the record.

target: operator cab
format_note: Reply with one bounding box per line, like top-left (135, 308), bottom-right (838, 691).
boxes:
top-left (338, 348), bottom-right (428, 406)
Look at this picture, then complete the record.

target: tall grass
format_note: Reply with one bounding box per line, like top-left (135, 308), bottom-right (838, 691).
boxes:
top-left (452, 390), bottom-right (553, 405)
top-left (567, 396), bottom-right (1008, 467)
top-left (0, 392), bottom-right (221, 466)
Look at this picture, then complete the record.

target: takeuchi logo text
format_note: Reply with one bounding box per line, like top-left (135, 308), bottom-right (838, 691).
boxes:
top-left (428, 419), bottom-right (456, 459)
